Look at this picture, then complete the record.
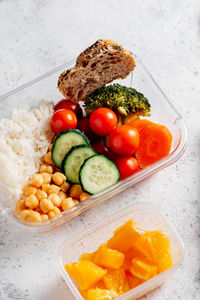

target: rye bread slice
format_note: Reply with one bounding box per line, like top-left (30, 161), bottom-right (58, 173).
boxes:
top-left (58, 39), bottom-right (136, 102)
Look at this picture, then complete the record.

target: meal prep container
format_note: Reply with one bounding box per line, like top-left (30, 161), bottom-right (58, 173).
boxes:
top-left (0, 55), bottom-right (188, 232)
top-left (58, 202), bottom-right (184, 300)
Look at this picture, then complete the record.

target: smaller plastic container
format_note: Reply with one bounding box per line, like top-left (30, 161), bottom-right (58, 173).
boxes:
top-left (58, 202), bottom-right (184, 300)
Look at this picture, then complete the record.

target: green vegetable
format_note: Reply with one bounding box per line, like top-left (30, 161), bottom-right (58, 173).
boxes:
top-left (84, 84), bottom-right (151, 118)
top-left (79, 154), bottom-right (120, 194)
top-left (51, 129), bottom-right (89, 168)
top-left (62, 145), bottom-right (96, 184)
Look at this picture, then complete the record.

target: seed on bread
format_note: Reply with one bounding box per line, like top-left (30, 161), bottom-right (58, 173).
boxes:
top-left (58, 39), bottom-right (135, 102)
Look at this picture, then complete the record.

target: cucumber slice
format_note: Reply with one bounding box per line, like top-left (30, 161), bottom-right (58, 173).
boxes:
top-left (79, 154), bottom-right (120, 194)
top-left (51, 129), bottom-right (89, 168)
top-left (62, 145), bottom-right (96, 184)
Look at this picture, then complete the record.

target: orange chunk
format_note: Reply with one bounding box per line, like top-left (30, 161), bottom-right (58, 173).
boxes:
top-left (157, 254), bottom-right (173, 273)
top-left (79, 289), bottom-right (88, 299)
top-left (135, 230), bottom-right (172, 264)
top-left (87, 288), bottom-right (118, 300)
top-left (107, 220), bottom-right (145, 253)
top-left (79, 252), bottom-right (95, 262)
top-left (65, 261), bottom-right (107, 290)
top-left (103, 268), bottom-right (126, 295)
top-left (94, 244), bottom-right (124, 269)
top-left (126, 274), bottom-right (144, 289)
top-left (93, 280), bottom-right (106, 290)
top-left (122, 273), bottom-right (130, 294)
top-left (130, 258), bottom-right (157, 281)
top-left (121, 248), bottom-right (145, 274)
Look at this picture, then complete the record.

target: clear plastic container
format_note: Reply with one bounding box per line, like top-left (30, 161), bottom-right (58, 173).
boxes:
top-left (0, 55), bottom-right (188, 232)
top-left (58, 202), bottom-right (184, 300)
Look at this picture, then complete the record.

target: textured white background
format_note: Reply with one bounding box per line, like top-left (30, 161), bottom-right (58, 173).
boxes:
top-left (0, 0), bottom-right (200, 299)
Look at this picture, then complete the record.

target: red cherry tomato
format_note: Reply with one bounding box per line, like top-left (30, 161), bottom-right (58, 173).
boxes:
top-left (54, 99), bottom-right (83, 119)
top-left (78, 117), bottom-right (98, 142)
top-left (92, 144), bottom-right (110, 156)
top-left (109, 125), bottom-right (139, 156)
top-left (50, 109), bottom-right (77, 134)
top-left (89, 108), bottom-right (117, 136)
top-left (114, 156), bottom-right (140, 179)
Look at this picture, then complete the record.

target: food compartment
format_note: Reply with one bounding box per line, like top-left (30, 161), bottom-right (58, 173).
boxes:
top-left (0, 56), bottom-right (188, 232)
top-left (58, 202), bottom-right (184, 299)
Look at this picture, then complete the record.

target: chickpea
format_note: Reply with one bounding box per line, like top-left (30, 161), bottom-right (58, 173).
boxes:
top-left (25, 195), bottom-right (39, 209)
top-left (39, 164), bottom-right (53, 174)
top-left (58, 191), bottom-right (67, 201)
top-left (61, 197), bottom-right (75, 211)
top-left (73, 200), bottom-right (79, 205)
top-left (41, 172), bottom-right (52, 184)
top-left (51, 206), bottom-right (61, 215)
top-left (48, 211), bottom-right (56, 219)
top-left (26, 211), bottom-right (42, 223)
top-left (52, 172), bottom-right (66, 186)
top-left (48, 194), bottom-right (62, 207)
top-left (30, 174), bottom-right (44, 188)
top-left (80, 192), bottom-right (91, 202)
top-left (20, 209), bottom-right (32, 221)
top-left (47, 184), bottom-right (60, 195)
top-left (23, 185), bottom-right (37, 197)
top-left (42, 184), bottom-right (51, 192)
top-left (16, 199), bottom-right (26, 215)
top-left (41, 214), bottom-right (49, 221)
top-left (20, 210), bottom-right (42, 223)
top-left (46, 165), bottom-right (54, 174)
top-left (40, 198), bottom-right (54, 213)
top-left (39, 164), bottom-right (47, 173)
top-left (69, 184), bottom-right (82, 199)
top-left (44, 152), bottom-right (54, 165)
top-left (36, 190), bottom-right (47, 201)
top-left (60, 181), bottom-right (70, 193)
top-left (41, 214), bottom-right (49, 222)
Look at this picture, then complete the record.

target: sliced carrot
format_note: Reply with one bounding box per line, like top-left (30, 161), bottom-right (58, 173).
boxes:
top-left (127, 119), bottom-right (155, 135)
top-left (135, 124), bottom-right (172, 168)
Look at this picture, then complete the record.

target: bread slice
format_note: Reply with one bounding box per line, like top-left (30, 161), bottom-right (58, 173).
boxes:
top-left (58, 39), bottom-right (136, 102)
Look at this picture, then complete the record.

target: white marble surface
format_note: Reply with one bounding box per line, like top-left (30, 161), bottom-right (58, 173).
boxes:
top-left (0, 0), bottom-right (200, 299)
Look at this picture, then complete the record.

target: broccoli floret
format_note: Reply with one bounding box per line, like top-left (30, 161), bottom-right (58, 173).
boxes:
top-left (84, 84), bottom-right (151, 117)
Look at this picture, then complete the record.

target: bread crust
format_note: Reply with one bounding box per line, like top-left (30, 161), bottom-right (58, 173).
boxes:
top-left (58, 40), bottom-right (136, 102)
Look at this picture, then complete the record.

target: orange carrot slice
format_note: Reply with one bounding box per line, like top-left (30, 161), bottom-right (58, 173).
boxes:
top-left (135, 124), bottom-right (172, 168)
top-left (128, 119), bottom-right (155, 135)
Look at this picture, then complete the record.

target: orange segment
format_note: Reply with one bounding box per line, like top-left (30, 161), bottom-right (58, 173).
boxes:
top-left (79, 252), bottom-right (95, 262)
top-left (65, 261), bottom-right (107, 290)
top-left (107, 220), bottom-right (145, 253)
top-left (93, 280), bottom-right (106, 290)
top-left (103, 268), bottom-right (125, 294)
top-left (87, 288), bottom-right (118, 300)
top-left (157, 254), bottom-right (173, 273)
top-left (130, 258), bottom-right (157, 281)
top-left (93, 244), bottom-right (125, 269)
top-left (126, 274), bottom-right (144, 289)
top-left (135, 230), bottom-right (172, 264)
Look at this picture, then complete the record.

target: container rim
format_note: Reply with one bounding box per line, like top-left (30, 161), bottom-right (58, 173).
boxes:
top-left (57, 201), bottom-right (185, 300)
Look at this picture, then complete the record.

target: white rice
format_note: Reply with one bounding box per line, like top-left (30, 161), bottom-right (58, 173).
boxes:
top-left (0, 101), bottom-right (54, 202)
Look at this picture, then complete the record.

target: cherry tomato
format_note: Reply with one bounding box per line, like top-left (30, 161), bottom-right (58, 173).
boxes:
top-left (92, 144), bottom-right (110, 156)
top-left (50, 109), bottom-right (77, 134)
top-left (89, 108), bottom-right (117, 136)
top-left (54, 99), bottom-right (83, 119)
top-left (109, 125), bottom-right (139, 156)
top-left (114, 156), bottom-right (140, 179)
top-left (78, 117), bottom-right (98, 142)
